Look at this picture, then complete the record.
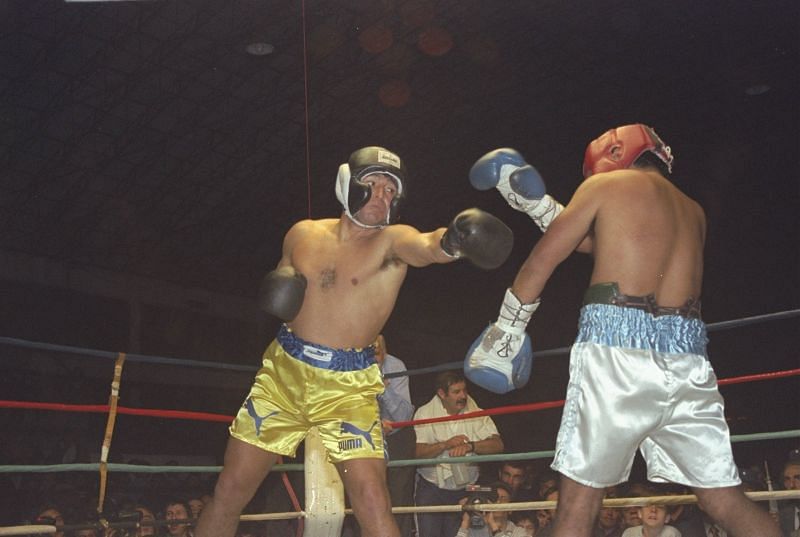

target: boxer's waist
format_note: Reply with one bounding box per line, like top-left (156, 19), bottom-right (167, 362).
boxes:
top-left (583, 282), bottom-right (701, 320)
top-left (276, 324), bottom-right (377, 371)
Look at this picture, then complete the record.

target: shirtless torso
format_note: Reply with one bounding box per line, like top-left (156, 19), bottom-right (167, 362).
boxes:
top-left (513, 168), bottom-right (706, 308)
top-left (281, 214), bottom-right (449, 349)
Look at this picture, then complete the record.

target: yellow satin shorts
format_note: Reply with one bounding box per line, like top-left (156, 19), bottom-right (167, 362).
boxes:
top-left (230, 325), bottom-right (385, 463)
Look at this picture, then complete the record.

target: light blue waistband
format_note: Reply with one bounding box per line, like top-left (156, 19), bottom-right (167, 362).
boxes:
top-left (277, 324), bottom-right (377, 371)
top-left (576, 304), bottom-right (708, 355)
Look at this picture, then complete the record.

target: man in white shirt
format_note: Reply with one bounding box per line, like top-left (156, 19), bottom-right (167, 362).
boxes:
top-left (414, 371), bottom-right (504, 537)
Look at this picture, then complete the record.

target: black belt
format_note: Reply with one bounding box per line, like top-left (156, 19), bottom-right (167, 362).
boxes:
top-left (583, 282), bottom-right (702, 319)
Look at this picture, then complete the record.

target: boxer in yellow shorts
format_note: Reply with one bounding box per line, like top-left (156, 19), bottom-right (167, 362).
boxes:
top-left (195, 146), bottom-right (513, 537)
top-left (230, 324), bottom-right (385, 462)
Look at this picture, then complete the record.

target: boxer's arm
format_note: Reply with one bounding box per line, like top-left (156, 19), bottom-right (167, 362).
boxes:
top-left (391, 224), bottom-right (455, 267)
top-left (275, 219), bottom-right (310, 269)
top-left (257, 221), bottom-right (311, 321)
top-left (512, 176), bottom-right (604, 303)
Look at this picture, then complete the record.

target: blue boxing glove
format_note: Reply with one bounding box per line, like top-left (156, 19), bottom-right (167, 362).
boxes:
top-left (469, 148), bottom-right (564, 233)
top-left (464, 288), bottom-right (539, 394)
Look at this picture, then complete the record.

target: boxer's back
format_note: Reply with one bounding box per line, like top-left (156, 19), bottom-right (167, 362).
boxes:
top-left (589, 168), bottom-right (706, 308)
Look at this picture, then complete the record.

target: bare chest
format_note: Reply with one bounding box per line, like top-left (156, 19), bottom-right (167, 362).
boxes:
top-left (293, 235), bottom-right (402, 292)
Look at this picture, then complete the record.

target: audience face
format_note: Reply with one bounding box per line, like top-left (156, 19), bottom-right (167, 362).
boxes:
top-left (499, 463), bottom-right (527, 495)
top-left (136, 506), bottom-right (156, 537)
top-left (437, 381), bottom-right (468, 415)
top-left (515, 515), bottom-right (536, 536)
top-left (537, 489), bottom-right (558, 529)
top-left (492, 486), bottom-right (513, 527)
top-left (36, 508), bottom-right (65, 537)
top-left (622, 505), bottom-right (642, 528)
top-left (165, 502), bottom-right (191, 537)
top-left (74, 530), bottom-right (98, 537)
top-left (188, 498), bottom-right (204, 518)
top-left (784, 462), bottom-right (800, 490)
top-left (537, 477), bottom-right (557, 499)
top-left (597, 504), bottom-right (621, 531)
top-left (637, 504), bottom-right (669, 532)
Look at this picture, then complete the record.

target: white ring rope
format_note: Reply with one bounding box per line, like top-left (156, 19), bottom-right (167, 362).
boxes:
top-left (2, 491), bottom-right (799, 536)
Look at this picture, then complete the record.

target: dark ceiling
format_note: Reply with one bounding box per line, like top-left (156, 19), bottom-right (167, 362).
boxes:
top-left (0, 0), bottom-right (798, 395)
top-left (2, 0), bottom-right (796, 296)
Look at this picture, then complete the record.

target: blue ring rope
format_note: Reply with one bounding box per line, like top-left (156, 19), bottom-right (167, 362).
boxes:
top-left (1, 309), bottom-right (797, 378)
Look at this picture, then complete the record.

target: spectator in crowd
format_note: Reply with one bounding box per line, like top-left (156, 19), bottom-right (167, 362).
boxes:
top-left (533, 470), bottom-right (559, 502)
top-left (780, 449), bottom-right (800, 537)
top-left (511, 511), bottom-right (538, 536)
top-left (187, 497), bottom-right (205, 519)
top-left (619, 483), bottom-right (648, 531)
top-left (34, 505), bottom-right (66, 537)
top-left (134, 505), bottom-right (157, 537)
top-left (376, 334), bottom-right (416, 537)
top-left (498, 462), bottom-right (534, 502)
top-left (656, 483), bottom-right (703, 537)
top-left (414, 371), bottom-right (504, 537)
top-left (164, 499), bottom-right (193, 537)
top-left (536, 487), bottom-right (559, 537)
top-left (621, 502), bottom-right (679, 537)
top-left (595, 488), bottom-right (623, 537)
top-left (455, 482), bottom-right (528, 537)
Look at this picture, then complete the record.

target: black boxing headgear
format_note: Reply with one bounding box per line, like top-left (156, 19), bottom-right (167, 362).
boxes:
top-left (582, 124), bottom-right (673, 178)
top-left (335, 146), bottom-right (406, 227)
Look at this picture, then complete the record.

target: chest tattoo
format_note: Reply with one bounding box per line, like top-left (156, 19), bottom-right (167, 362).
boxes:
top-left (320, 268), bottom-right (336, 289)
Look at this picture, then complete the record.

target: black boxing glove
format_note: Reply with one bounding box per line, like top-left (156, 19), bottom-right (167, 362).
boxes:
top-left (440, 208), bottom-right (514, 270)
top-left (258, 266), bottom-right (307, 321)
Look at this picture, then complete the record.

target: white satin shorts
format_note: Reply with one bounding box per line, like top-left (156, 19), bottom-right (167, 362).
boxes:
top-left (551, 304), bottom-right (741, 489)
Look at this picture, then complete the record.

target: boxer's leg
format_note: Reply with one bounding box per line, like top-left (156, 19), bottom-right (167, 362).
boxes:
top-left (693, 486), bottom-right (781, 537)
top-left (551, 475), bottom-right (605, 537)
top-left (195, 437), bottom-right (279, 537)
top-left (337, 458), bottom-right (400, 537)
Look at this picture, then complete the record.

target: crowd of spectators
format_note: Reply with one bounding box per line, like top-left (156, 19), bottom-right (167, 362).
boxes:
top-left (8, 445), bottom-right (798, 537)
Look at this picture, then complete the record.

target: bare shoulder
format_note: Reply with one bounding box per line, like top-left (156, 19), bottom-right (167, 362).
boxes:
top-left (382, 222), bottom-right (423, 238)
top-left (282, 218), bottom-right (337, 258)
top-left (585, 168), bottom-right (686, 202)
top-left (287, 218), bottom-right (336, 237)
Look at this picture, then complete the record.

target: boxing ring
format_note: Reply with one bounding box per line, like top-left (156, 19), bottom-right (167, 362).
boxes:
top-left (1, 308), bottom-right (799, 536)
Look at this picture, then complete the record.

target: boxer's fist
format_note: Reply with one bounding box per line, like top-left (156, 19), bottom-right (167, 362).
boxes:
top-left (440, 208), bottom-right (513, 270)
top-left (469, 148), bottom-right (528, 189)
top-left (464, 288), bottom-right (539, 393)
top-left (258, 266), bottom-right (307, 321)
top-left (470, 148), bottom-right (564, 233)
top-left (470, 148), bottom-right (545, 206)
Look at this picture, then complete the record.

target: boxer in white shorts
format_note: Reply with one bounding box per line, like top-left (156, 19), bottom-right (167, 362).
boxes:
top-left (551, 285), bottom-right (739, 489)
top-left (465, 125), bottom-right (781, 536)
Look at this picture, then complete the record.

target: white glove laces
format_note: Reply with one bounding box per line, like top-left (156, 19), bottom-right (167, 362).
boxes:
top-left (495, 288), bottom-right (540, 335)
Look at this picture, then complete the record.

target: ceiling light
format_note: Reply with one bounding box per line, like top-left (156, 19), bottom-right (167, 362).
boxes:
top-left (744, 84), bottom-right (770, 96)
top-left (246, 42), bottom-right (275, 56)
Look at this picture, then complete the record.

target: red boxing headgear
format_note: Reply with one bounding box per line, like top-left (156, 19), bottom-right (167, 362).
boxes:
top-left (582, 124), bottom-right (673, 178)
